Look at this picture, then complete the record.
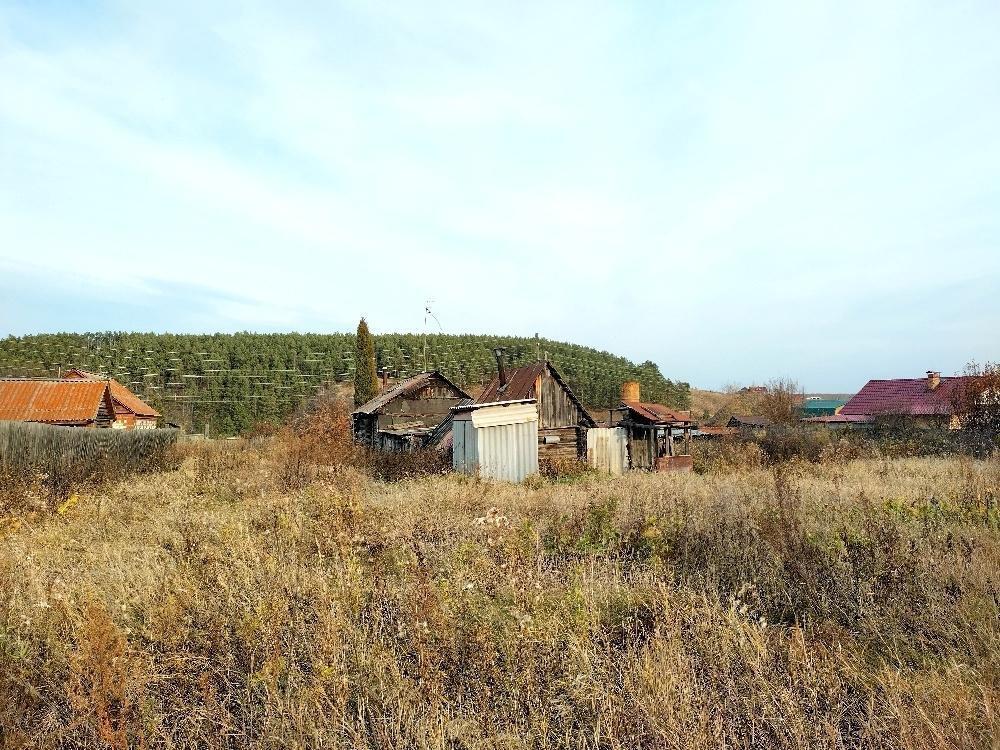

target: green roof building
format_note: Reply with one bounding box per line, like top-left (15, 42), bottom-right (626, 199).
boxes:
top-left (799, 398), bottom-right (846, 417)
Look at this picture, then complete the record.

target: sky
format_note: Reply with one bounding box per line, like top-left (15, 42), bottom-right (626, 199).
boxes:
top-left (1, 1), bottom-right (998, 391)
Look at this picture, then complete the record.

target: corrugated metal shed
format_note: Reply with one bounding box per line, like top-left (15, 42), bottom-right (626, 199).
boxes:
top-left (453, 400), bottom-right (538, 482)
top-left (0, 379), bottom-right (113, 425)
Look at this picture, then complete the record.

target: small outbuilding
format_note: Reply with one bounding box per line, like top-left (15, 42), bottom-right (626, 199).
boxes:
top-left (452, 399), bottom-right (539, 482)
top-left (352, 371), bottom-right (471, 451)
top-left (727, 415), bottom-right (770, 430)
top-left (618, 382), bottom-right (695, 471)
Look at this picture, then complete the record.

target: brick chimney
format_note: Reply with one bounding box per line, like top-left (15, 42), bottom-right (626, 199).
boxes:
top-left (926, 370), bottom-right (941, 390)
top-left (621, 380), bottom-right (640, 402)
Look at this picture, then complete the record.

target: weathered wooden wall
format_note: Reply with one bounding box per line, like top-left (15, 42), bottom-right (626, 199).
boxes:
top-left (376, 385), bottom-right (466, 431)
top-left (538, 426), bottom-right (584, 461)
top-left (537, 374), bottom-right (583, 430)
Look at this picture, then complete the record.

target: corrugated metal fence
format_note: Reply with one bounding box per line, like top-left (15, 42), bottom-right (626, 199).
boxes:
top-left (586, 427), bottom-right (628, 475)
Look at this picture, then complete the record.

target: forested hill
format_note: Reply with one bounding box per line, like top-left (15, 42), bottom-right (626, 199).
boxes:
top-left (0, 332), bottom-right (690, 435)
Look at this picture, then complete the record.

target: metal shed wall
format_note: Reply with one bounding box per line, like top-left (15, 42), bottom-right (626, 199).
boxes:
top-left (452, 402), bottom-right (539, 482)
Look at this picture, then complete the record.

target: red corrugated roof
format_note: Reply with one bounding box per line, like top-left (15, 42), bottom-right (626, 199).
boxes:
top-left (0, 380), bottom-right (111, 425)
top-left (63, 368), bottom-right (160, 418)
top-left (840, 377), bottom-right (968, 417)
top-left (623, 401), bottom-right (693, 424)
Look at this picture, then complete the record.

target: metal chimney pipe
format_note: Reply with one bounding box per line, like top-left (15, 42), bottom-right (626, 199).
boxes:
top-left (493, 347), bottom-right (508, 389)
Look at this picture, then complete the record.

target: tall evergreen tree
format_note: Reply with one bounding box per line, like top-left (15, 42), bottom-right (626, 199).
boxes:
top-left (354, 318), bottom-right (379, 406)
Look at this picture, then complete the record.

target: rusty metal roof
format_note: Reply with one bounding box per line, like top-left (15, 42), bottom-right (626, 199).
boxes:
top-left (477, 361), bottom-right (548, 402)
top-left (352, 371), bottom-right (470, 416)
top-left (477, 361), bottom-right (596, 426)
top-left (0, 379), bottom-right (112, 425)
top-left (622, 401), bottom-right (693, 425)
top-left (64, 368), bottom-right (160, 418)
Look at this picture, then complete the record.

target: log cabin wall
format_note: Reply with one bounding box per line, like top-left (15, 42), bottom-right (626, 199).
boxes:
top-left (537, 369), bottom-right (593, 459)
top-left (539, 426), bottom-right (586, 460)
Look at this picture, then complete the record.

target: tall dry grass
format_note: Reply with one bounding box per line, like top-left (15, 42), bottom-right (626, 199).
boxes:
top-left (0, 428), bottom-right (998, 747)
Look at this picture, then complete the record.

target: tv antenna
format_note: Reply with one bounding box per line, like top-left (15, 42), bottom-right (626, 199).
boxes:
top-left (423, 300), bottom-right (443, 372)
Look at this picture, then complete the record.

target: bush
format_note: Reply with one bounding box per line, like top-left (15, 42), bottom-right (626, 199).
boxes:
top-left (539, 456), bottom-right (595, 481)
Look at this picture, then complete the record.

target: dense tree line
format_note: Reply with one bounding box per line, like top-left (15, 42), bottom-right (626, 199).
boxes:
top-left (0, 332), bottom-right (690, 435)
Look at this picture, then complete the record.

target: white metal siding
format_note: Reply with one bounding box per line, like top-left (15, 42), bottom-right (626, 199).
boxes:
top-left (587, 427), bottom-right (628, 475)
top-left (477, 419), bottom-right (538, 482)
top-left (451, 402), bottom-right (539, 482)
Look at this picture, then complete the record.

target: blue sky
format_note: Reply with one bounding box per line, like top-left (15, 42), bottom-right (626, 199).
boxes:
top-left (1, 1), bottom-right (998, 391)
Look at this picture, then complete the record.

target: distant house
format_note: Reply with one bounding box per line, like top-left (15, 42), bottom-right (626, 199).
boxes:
top-left (0, 379), bottom-right (116, 428)
top-left (63, 368), bottom-right (161, 429)
top-left (477, 354), bottom-right (596, 461)
top-left (799, 398), bottom-right (846, 418)
top-left (352, 371), bottom-right (470, 451)
top-left (806, 371), bottom-right (970, 428)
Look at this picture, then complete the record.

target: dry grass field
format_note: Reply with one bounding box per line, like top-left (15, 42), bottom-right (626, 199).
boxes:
top-left (1, 437), bottom-right (999, 748)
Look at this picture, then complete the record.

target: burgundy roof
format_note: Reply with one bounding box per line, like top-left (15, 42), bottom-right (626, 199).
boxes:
top-left (840, 377), bottom-right (969, 417)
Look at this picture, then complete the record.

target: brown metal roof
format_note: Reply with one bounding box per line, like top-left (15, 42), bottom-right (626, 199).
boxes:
top-left (477, 361), bottom-right (596, 426)
top-left (477, 361), bottom-right (548, 402)
top-left (0, 379), bottom-right (112, 425)
top-left (622, 401), bottom-right (693, 425)
top-left (64, 368), bottom-right (161, 418)
top-left (352, 371), bottom-right (470, 416)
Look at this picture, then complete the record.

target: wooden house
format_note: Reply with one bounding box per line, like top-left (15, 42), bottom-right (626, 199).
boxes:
top-left (477, 353), bottom-right (596, 461)
top-left (805, 371), bottom-right (971, 429)
top-left (0, 379), bottom-right (117, 428)
top-left (63, 369), bottom-right (161, 429)
top-left (352, 371), bottom-right (470, 451)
